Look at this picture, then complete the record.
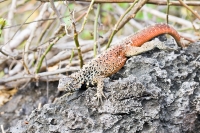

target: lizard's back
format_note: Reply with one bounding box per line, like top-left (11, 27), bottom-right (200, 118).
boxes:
top-left (70, 23), bottom-right (184, 85)
top-left (78, 44), bottom-right (127, 85)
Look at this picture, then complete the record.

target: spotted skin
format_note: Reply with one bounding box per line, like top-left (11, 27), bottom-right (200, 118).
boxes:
top-left (58, 24), bottom-right (184, 103)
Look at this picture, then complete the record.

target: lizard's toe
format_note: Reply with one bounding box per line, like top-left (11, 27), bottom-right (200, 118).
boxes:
top-left (95, 91), bottom-right (106, 105)
top-left (94, 93), bottom-right (102, 105)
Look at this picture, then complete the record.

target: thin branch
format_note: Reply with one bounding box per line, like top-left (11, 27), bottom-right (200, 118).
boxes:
top-left (4, 0), bottom-right (17, 43)
top-left (0, 67), bottom-right (80, 84)
top-left (93, 4), bottom-right (101, 57)
top-left (18, 78), bottom-right (31, 90)
top-left (21, 60), bottom-right (31, 74)
top-left (49, 0), bottom-right (65, 25)
top-left (114, 4), bottom-right (143, 30)
top-left (178, 0), bottom-right (200, 20)
top-left (117, 0), bottom-right (148, 31)
top-left (79, 0), bottom-right (95, 33)
top-left (69, 48), bottom-right (75, 64)
top-left (36, 16), bottom-right (55, 45)
top-left (3, 18), bottom-right (58, 29)
top-left (30, 12), bottom-right (86, 53)
top-left (0, 3), bottom-right (42, 56)
top-left (106, 0), bottom-right (139, 49)
top-left (2, 7), bottom-right (89, 30)
top-left (35, 11), bottom-right (86, 73)
top-left (142, 6), bottom-right (199, 28)
top-left (72, 21), bottom-right (84, 68)
top-left (24, 3), bottom-right (49, 74)
top-left (0, 3), bottom-right (46, 77)
top-left (35, 26), bottom-right (65, 73)
top-left (39, 30), bottom-right (112, 71)
top-left (44, 54), bottom-right (49, 99)
top-left (33, 11), bottom-right (86, 73)
top-left (166, 0), bottom-right (170, 24)
top-left (37, 0), bottom-right (200, 6)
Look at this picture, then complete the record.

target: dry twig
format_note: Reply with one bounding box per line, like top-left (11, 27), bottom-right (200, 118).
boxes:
top-left (49, 0), bottom-right (65, 25)
top-left (35, 25), bottom-right (66, 73)
top-left (93, 4), bottom-right (101, 57)
top-left (37, 0), bottom-right (200, 6)
top-left (106, 0), bottom-right (139, 48)
top-left (72, 20), bottom-right (84, 68)
top-left (142, 6), bottom-right (199, 29)
top-left (79, 0), bottom-right (95, 33)
top-left (24, 3), bottom-right (49, 74)
top-left (178, 0), bottom-right (200, 20)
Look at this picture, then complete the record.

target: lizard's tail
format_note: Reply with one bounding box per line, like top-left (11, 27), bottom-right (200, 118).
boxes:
top-left (130, 23), bottom-right (184, 47)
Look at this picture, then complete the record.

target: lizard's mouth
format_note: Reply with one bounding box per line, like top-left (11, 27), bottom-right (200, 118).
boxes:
top-left (57, 88), bottom-right (65, 91)
top-left (57, 84), bottom-right (66, 91)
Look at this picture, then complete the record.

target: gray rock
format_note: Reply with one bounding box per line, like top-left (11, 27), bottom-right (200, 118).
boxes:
top-left (7, 42), bottom-right (200, 133)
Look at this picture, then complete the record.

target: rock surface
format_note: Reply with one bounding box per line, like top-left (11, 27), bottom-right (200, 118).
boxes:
top-left (2, 41), bottom-right (200, 133)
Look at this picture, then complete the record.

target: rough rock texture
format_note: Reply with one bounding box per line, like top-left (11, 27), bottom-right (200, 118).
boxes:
top-left (6, 41), bottom-right (200, 133)
top-left (0, 82), bottom-right (59, 131)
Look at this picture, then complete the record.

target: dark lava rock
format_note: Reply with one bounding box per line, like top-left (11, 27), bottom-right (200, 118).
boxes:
top-left (3, 41), bottom-right (200, 133)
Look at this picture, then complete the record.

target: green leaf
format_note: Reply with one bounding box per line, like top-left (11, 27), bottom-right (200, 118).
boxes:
top-left (0, 18), bottom-right (6, 29)
top-left (0, 18), bottom-right (7, 38)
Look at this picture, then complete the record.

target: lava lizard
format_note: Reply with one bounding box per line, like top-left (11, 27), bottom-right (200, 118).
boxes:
top-left (58, 23), bottom-right (185, 103)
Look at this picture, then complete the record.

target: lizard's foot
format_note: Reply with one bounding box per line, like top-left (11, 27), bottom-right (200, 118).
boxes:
top-left (93, 76), bottom-right (107, 105)
top-left (95, 89), bottom-right (106, 105)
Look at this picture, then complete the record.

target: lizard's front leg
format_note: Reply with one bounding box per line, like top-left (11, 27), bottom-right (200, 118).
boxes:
top-left (93, 76), bottom-right (106, 104)
top-left (125, 40), bottom-right (172, 57)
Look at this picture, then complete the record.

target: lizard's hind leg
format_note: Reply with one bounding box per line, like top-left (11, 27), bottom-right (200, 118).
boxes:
top-left (125, 40), bottom-right (171, 57)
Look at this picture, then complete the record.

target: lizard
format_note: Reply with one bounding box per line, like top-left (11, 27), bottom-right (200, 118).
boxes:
top-left (57, 23), bottom-right (186, 103)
